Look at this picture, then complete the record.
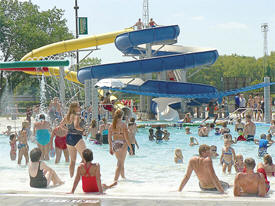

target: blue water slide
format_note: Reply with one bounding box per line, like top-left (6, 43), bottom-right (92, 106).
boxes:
top-left (77, 25), bottom-right (218, 83)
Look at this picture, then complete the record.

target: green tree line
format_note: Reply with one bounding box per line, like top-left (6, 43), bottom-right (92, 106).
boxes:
top-left (188, 52), bottom-right (275, 92)
top-left (0, 0), bottom-right (73, 97)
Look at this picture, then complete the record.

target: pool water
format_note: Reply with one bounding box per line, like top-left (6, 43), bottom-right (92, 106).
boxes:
top-left (0, 123), bottom-right (274, 198)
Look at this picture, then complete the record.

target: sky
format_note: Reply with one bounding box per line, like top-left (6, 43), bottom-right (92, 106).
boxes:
top-left (21, 0), bottom-right (275, 64)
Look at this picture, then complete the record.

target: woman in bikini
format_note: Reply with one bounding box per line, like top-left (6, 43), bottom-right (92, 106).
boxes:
top-left (60, 102), bottom-right (86, 177)
top-left (70, 148), bottom-right (117, 194)
top-left (108, 109), bottom-right (133, 181)
top-left (87, 119), bottom-right (98, 141)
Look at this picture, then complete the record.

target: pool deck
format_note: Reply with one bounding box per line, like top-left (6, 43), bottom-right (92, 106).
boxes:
top-left (1, 192), bottom-right (275, 206)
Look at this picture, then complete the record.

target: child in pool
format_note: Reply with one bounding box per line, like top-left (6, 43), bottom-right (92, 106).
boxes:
top-left (3, 125), bottom-right (12, 136)
top-left (174, 148), bottom-right (183, 164)
top-left (220, 122), bottom-right (230, 135)
top-left (254, 134), bottom-right (272, 157)
top-left (220, 139), bottom-right (236, 173)
top-left (222, 133), bottom-right (235, 144)
top-left (18, 122), bottom-right (29, 165)
top-left (185, 127), bottom-right (191, 135)
top-left (148, 128), bottom-right (155, 141)
top-left (215, 127), bottom-right (221, 135)
top-left (70, 148), bottom-right (117, 194)
top-left (9, 134), bottom-right (17, 160)
top-left (128, 120), bottom-right (139, 155)
top-left (210, 145), bottom-right (219, 158)
top-left (163, 130), bottom-right (170, 141)
top-left (234, 154), bottom-right (245, 173)
top-left (189, 136), bottom-right (199, 146)
top-left (234, 128), bottom-right (246, 142)
top-left (155, 126), bottom-right (164, 142)
top-left (235, 118), bottom-right (244, 132)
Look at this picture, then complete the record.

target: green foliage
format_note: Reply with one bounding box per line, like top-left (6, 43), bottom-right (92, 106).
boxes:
top-left (0, 0), bottom-right (74, 98)
top-left (79, 57), bottom-right (101, 68)
top-left (188, 53), bottom-right (275, 93)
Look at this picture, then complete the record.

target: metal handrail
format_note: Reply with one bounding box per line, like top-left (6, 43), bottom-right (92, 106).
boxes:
top-left (224, 107), bottom-right (263, 120)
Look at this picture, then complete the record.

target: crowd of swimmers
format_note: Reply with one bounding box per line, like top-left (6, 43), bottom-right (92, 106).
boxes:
top-left (2, 96), bottom-right (275, 197)
top-left (175, 114), bottom-right (275, 197)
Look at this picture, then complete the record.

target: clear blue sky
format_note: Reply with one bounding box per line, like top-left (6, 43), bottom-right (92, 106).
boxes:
top-left (23, 0), bottom-right (275, 64)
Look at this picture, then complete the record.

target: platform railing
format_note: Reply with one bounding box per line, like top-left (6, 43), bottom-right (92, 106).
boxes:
top-left (224, 107), bottom-right (263, 120)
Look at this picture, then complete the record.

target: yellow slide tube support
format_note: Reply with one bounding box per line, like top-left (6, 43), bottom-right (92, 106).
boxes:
top-left (20, 28), bottom-right (133, 83)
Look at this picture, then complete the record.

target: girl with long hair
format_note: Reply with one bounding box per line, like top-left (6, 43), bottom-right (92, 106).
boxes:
top-left (108, 109), bottom-right (133, 181)
top-left (61, 102), bottom-right (86, 177)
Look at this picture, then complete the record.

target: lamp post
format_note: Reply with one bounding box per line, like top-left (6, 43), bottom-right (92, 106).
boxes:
top-left (74, 0), bottom-right (79, 71)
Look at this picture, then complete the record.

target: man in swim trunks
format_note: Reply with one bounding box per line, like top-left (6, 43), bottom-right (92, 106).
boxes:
top-left (178, 144), bottom-right (228, 193)
top-left (132, 18), bottom-right (144, 30)
top-left (243, 114), bottom-right (256, 141)
top-left (234, 158), bottom-right (269, 197)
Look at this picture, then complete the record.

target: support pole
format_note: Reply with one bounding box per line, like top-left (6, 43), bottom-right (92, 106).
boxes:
top-left (180, 70), bottom-right (187, 118)
top-left (84, 80), bottom-right (91, 108)
top-left (264, 77), bottom-right (271, 123)
top-left (74, 0), bottom-right (79, 71)
top-left (59, 67), bottom-right (66, 115)
top-left (91, 79), bottom-right (99, 122)
top-left (145, 43), bottom-right (152, 117)
top-left (84, 79), bottom-right (91, 123)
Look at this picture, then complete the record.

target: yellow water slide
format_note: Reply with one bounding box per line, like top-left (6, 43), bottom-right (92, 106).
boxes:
top-left (20, 28), bottom-right (133, 83)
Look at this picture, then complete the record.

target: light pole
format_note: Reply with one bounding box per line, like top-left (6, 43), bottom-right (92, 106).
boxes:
top-left (74, 0), bottom-right (79, 71)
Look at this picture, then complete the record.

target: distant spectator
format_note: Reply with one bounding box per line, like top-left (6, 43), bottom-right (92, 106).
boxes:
top-left (202, 101), bottom-right (218, 124)
top-left (148, 128), bottom-right (155, 141)
top-left (239, 94), bottom-right (246, 118)
top-left (183, 113), bottom-right (191, 123)
top-left (133, 18), bottom-right (144, 30)
top-left (149, 18), bottom-right (158, 27)
top-left (234, 93), bottom-right (240, 111)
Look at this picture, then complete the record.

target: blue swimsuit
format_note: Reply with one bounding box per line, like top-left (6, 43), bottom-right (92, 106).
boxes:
top-left (36, 129), bottom-right (50, 146)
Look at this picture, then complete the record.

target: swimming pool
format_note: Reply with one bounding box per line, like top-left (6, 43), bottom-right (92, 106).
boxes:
top-left (0, 121), bottom-right (274, 200)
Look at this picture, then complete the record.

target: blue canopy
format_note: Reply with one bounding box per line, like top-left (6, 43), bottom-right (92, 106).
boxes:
top-left (102, 81), bottom-right (275, 100)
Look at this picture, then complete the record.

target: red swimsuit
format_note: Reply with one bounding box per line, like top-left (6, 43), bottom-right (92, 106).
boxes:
top-left (82, 164), bottom-right (99, 193)
top-left (55, 136), bottom-right (67, 149)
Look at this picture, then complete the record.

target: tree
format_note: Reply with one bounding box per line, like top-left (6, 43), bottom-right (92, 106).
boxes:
top-left (79, 57), bottom-right (101, 68)
top-left (0, 0), bottom-right (74, 97)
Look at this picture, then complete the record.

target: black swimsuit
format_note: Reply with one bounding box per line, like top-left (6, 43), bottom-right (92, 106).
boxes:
top-left (66, 121), bottom-right (83, 146)
top-left (30, 161), bottom-right (47, 188)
